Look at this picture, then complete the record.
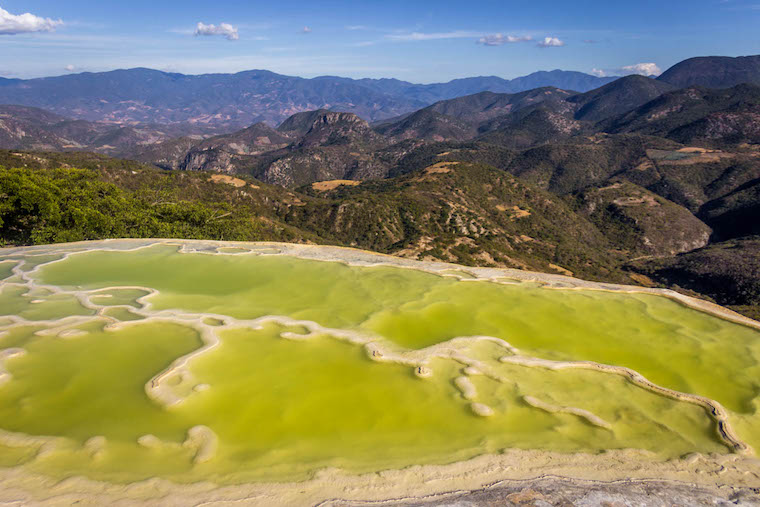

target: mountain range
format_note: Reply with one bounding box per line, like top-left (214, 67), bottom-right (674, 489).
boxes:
top-left (127, 76), bottom-right (760, 187)
top-left (2, 53), bottom-right (760, 321)
top-left (1, 55), bottom-right (756, 168)
top-left (0, 68), bottom-right (619, 131)
top-left (1, 54), bottom-right (758, 134)
top-left (657, 55), bottom-right (760, 89)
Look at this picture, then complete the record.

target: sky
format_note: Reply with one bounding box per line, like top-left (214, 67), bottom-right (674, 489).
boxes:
top-left (0, 0), bottom-right (759, 83)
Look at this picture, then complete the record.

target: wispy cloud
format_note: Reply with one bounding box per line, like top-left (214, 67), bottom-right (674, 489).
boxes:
top-left (537, 36), bottom-right (564, 47)
top-left (719, 0), bottom-right (760, 10)
top-left (301, 26), bottom-right (312, 34)
top-left (592, 62), bottom-right (662, 77)
top-left (0, 6), bottom-right (62, 35)
top-left (386, 30), bottom-right (482, 41)
top-left (477, 34), bottom-right (532, 46)
top-left (346, 25), bottom-right (367, 31)
top-left (260, 46), bottom-right (298, 53)
top-left (194, 22), bottom-right (239, 41)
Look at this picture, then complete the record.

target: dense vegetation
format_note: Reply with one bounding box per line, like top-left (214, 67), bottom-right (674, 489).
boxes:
top-left (0, 151), bottom-right (315, 247)
top-left (0, 167), bottom-right (257, 244)
top-left (292, 162), bottom-right (629, 281)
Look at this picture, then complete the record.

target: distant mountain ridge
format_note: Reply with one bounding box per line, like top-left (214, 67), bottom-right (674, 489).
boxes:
top-left (375, 76), bottom-right (679, 147)
top-left (5, 53), bottom-right (760, 192)
top-left (1, 54), bottom-right (759, 133)
top-left (351, 70), bottom-right (617, 104)
top-left (658, 55), bottom-right (760, 89)
top-left (0, 68), bottom-right (424, 131)
top-left (568, 75), bottom-right (677, 122)
top-left (0, 68), bottom-right (616, 131)
top-left (8, 79), bottom-right (760, 186)
top-left (126, 81), bottom-right (760, 189)
top-left (605, 83), bottom-right (760, 144)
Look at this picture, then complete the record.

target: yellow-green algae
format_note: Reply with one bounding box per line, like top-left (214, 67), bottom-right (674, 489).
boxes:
top-left (90, 288), bottom-right (151, 308)
top-left (0, 241), bottom-right (759, 485)
top-left (37, 244), bottom-right (760, 412)
top-left (0, 285), bottom-right (93, 321)
top-left (0, 260), bottom-right (16, 281)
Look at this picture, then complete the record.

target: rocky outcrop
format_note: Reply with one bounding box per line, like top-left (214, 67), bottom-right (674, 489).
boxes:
top-left (578, 180), bottom-right (712, 256)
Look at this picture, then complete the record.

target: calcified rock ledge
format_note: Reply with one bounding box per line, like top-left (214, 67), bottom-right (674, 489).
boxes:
top-left (523, 396), bottom-right (612, 430)
top-left (1, 239), bottom-right (760, 505)
top-left (0, 450), bottom-right (759, 506)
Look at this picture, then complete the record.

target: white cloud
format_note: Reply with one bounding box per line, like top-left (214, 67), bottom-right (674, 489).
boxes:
top-left (64, 64), bottom-right (77, 72)
top-left (194, 22), bottom-right (239, 41)
top-left (301, 26), bottom-right (312, 34)
top-left (477, 34), bottom-right (532, 46)
top-left (620, 62), bottom-right (662, 76)
top-left (537, 36), bottom-right (564, 48)
top-left (0, 7), bottom-right (62, 35)
top-left (592, 63), bottom-right (662, 77)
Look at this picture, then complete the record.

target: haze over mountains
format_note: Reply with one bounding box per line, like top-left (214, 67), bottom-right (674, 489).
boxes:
top-left (0, 57), bottom-right (760, 166)
top-left (2, 54), bottom-right (758, 134)
top-left (7, 58), bottom-right (758, 185)
top-left (0, 68), bottom-right (619, 131)
top-left (0, 105), bottom-right (218, 157)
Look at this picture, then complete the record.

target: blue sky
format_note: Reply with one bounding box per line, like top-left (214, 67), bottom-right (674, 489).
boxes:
top-left (0, 0), bottom-right (758, 82)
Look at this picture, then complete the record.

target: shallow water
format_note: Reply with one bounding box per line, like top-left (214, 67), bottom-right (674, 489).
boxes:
top-left (1, 241), bottom-right (759, 484)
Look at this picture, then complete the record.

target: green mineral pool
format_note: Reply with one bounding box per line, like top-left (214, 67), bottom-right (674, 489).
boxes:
top-left (1, 239), bottom-right (760, 485)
